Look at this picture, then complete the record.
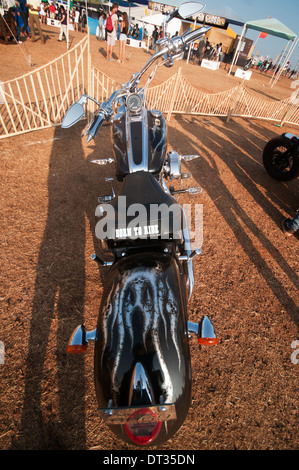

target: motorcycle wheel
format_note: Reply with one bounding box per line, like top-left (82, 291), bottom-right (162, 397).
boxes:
top-left (262, 135), bottom-right (299, 181)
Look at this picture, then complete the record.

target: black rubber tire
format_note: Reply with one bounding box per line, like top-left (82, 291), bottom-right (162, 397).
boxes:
top-left (262, 136), bottom-right (299, 181)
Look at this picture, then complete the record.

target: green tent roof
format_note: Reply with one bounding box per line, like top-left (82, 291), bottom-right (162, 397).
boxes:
top-left (246, 18), bottom-right (297, 40)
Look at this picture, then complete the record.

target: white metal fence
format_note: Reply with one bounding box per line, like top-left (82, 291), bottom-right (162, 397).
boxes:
top-left (146, 68), bottom-right (299, 126)
top-left (1, 39), bottom-right (299, 140)
top-left (0, 36), bottom-right (88, 139)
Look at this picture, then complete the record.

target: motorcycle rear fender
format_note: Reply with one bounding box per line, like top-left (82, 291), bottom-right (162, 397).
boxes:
top-left (94, 252), bottom-right (191, 442)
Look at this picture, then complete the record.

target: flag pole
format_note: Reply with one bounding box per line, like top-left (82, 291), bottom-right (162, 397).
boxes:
top-left (252, 35), bottom-right (259, 53)
top-left (67, 0), bottom-right (70, 49)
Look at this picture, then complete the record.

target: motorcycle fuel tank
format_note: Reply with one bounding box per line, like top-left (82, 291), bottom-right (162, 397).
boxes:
top-left (94, 252), bottom-right (192, 446)
top-left (112, 108), bottom-right (167, 178)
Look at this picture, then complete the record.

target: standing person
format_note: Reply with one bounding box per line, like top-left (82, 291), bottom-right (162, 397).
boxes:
top-left (106, 2), bottom-right (118, 61)
top-left (39, 1), bottom-right (46, 24)
top-left (69, 6), bottom-right (74, 28)
top-left (102, 13), bottom-right (106, 39)
top-left (80, 9), bottom-right (87, 33)
top-left (195, 38), bottom-right (205, 65)
top-left (204, 40), bottom-right (211, 59)
top-left (216, 42), bottom-right (222, 61)
top-left (14, 1), bottom-right (24, 43)
top-left (26, 1), bottom-right (45, 43)
top-left (48, 1), bottom-right (55, 19)
top-left (118, 11), bottom-right (128, 63)
top-left (98, 12), bottom-right (105, 40)
top-left (57, 5), bottom-right (67, 41)
top-left (151, 25), bottom-right (158, 51)
top-left (73, 8), bottom-right (79, 32)
top-left (18, 0), bottom-right (29, 37)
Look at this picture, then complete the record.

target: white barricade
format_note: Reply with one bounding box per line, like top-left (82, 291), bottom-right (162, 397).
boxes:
top-left (0, 82), bottom-right (4, 105)
top-left (235, 68), bottom-right (252, 80)
top-left (46, 18), bottom-right (74, 30)
top-left (201, 59), bottom-right (220, 70)
top-left (126, 38), bottom-right (147, 49)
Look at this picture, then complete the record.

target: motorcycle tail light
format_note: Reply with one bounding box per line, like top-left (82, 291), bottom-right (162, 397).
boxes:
top-left (124, 408), bottom-right (162, 446)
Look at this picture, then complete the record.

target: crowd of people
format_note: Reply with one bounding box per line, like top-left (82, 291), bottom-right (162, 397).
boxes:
top-left (4, 0), bottom-right (89, 44)
top-left (4, 0), bottom-right (299, 82)
top-left (242, 55), bottom-right (298, 79)
top-left (188, 38), bottom-right (223, 64)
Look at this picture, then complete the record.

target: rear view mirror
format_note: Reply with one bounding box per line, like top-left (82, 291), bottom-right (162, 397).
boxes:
top-left (62, 102), bottom-right (85, 128)
top-left (178, 2), bottom-right (205, 19)
top-left (164, 2), bottom-right (205, 27)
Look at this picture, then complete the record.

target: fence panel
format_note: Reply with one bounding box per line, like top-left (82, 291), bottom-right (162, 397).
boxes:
top-left (0, 36), bottom-right (88, 139)
top-left (1, 44), bottom-right (299, 140)
top-left (90, 66), bottom-right (121, 114)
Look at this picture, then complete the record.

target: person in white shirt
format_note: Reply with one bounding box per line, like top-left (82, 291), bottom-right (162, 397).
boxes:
top-left (73, 8), bottom-right (79, 32)
top-left (39, 1), bottom-right (46, 24)
top-left (98, 12), bottom-right (105, 40)
top-left (216, 43), bottom-right (222, 61)
top-left (106, 2), bottom-right (118, 61)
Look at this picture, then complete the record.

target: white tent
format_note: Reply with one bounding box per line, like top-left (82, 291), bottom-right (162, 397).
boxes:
top-left (140, 13), bottom-right (181, 37)
top-left (141, 13), bottom-right (164, 26)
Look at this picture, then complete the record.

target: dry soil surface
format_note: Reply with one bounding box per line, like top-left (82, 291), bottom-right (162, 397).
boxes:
top-left (0, 26), bottom-right (298, 452)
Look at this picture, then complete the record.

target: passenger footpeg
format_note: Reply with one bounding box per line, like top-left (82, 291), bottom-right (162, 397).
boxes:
top-left (91, 158), bottom-right (114, 165)
top-left (179, 248), bottom-right (201, 261)
top-left (91, 253), bottom-right (113, 267)
top-left (180, 154), bottom-right (200, 161)
top-left (170, 186), bottom-right (202, 195)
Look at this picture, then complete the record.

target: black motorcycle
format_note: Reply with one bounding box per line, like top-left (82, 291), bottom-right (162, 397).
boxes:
top-left (62, 2), bottom-right (218, 447)
top-left (262, 133), bottom-right (299, 181)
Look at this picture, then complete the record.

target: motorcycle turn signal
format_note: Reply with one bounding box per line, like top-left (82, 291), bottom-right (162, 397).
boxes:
top-left (67, 325), bottom-right (96, 354)
top-left (188, 316), bottom-right (218, 346)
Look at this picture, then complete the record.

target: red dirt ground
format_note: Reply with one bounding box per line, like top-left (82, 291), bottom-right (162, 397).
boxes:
top-left (0, 25), bottom-right (298, 451)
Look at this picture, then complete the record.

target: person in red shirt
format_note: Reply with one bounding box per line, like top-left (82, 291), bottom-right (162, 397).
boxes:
top-left (106, 2), bottom-right (118, 61)
top-left (49, 2), bottom-right (55, 19)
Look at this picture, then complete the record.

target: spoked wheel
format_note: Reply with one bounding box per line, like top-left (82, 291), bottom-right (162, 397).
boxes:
top-left (262, 136), bottom-right (299, 181)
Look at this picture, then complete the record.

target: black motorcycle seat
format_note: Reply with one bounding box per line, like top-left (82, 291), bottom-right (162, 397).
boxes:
top-left (98, 171), bottom-right (185, 241)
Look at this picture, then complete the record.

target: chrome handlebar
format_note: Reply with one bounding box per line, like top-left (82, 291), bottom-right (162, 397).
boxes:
top-left (127, 25), bottom-right (211, 91)
top-left (86, 25), bottom-right (211, 141)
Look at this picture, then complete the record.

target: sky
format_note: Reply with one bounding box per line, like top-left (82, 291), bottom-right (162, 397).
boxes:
top-left (200, 0), bottom-right (299, 66)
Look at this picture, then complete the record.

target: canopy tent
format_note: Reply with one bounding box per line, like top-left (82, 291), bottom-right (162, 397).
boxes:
top-left (245, 18), bottom-right (296, 41)
top-left (228, 17), bottom-right (298, 87)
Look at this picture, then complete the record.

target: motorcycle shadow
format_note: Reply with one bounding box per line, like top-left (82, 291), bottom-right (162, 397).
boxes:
top-left (12, 121), bottom-right (110, 449)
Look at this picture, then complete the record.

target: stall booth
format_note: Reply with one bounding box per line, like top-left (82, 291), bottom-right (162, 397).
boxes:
top-left (147, 1), bottom-right (250, 65)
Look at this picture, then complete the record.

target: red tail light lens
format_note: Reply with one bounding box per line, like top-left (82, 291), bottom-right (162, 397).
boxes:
top-left (124, 408), bottom-right (162, 446)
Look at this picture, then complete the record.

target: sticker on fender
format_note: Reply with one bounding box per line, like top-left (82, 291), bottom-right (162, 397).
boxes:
top-left (115, 224), bottom-right (159, 239)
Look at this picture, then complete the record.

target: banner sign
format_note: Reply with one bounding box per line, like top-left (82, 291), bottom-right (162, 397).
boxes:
top-left (148, 2), bottom-right (227, 27)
